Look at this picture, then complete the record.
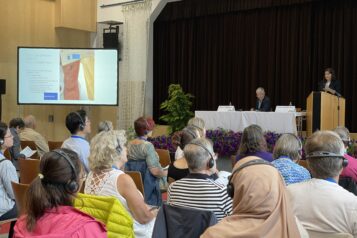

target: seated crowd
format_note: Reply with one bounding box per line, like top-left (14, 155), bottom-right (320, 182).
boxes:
top-left (1, 111), bottom-right (357, 237)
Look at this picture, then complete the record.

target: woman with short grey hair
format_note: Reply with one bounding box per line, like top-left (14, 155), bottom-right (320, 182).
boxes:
top-left (272, 134), bottom-right (311, 185)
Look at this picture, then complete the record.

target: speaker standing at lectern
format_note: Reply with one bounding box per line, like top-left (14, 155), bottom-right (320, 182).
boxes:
top-left (318, 67), bottom-right (341, 96)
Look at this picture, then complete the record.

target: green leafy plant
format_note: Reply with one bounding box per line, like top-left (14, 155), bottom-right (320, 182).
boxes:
top-left (160, 84), bottom-right (194, 134)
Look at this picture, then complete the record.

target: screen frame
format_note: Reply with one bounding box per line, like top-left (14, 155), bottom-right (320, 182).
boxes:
top-left (17, 46), bottom-right (119, 106)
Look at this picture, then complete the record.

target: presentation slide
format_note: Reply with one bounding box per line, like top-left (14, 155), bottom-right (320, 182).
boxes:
top-left (18, 47), bottom-right (118, 105)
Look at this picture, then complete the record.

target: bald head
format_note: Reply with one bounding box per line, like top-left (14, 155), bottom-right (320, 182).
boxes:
top-left (24, 115), bottom-right (36, 129)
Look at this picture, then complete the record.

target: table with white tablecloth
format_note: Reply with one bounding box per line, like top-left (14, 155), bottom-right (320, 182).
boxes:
top-left (195, 111), bottom-right (298, 134)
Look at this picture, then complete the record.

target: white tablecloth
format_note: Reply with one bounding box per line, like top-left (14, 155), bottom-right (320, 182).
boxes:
top-left (195, 111), bottom-right (297, 134)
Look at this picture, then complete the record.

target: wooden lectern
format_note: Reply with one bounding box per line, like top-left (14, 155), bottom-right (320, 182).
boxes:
top-left (306, 92), bottom-right (345, 136)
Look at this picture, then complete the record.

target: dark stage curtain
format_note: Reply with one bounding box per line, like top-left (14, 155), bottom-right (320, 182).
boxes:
top-left (153, 0), bottom-right (357, 131)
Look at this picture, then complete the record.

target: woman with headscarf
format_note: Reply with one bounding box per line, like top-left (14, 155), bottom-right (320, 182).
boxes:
top-left (201, 156), bottom-right (308, 238)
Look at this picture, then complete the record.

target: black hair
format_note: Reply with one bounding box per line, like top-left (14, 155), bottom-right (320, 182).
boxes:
top-left (9, 118), bottom-right (25, 129)
top-left (0, 122), bottom-right (8, 141)
top-left (65, 110), bottom-right (87, 134)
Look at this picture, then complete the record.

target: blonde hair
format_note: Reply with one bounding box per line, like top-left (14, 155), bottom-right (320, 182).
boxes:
top-left (187, 117), bottom-right (206, 137)
top-left (89, 130), bottom-right (127, 172)
top-left (98, 120), bottom-right (113, 132)
top-left (273, 134), bottom-right (301, 161)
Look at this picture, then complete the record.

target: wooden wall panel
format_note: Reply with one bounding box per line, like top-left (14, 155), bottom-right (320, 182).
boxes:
top-left (0, 0), bottom-right (117, 142)
top-left (55, 0), bottom-right (97, 32)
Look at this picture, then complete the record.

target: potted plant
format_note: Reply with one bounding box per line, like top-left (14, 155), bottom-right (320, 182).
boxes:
top-left (160, 84), bottom-right (194, 134)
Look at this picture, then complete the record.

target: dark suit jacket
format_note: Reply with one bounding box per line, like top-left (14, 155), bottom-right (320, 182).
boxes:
top-left (318, 80), bottom-right (341, 96)
top-left (255, 96), bottom-right (271, 111)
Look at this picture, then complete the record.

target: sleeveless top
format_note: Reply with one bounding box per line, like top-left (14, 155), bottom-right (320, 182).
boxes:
top-left (85, 169), bottom-right (155, 238)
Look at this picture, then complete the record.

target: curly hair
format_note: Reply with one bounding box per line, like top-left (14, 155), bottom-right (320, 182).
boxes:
top-left (89, 130), bottom-right (127, 172)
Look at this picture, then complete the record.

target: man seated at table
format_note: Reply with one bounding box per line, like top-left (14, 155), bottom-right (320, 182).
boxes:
top-left (255, 87), bottom-right (271, 111)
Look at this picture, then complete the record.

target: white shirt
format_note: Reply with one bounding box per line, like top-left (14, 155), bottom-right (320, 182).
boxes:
top-left (0, 154), bottom-right (19, 217)
top-left (85, 169), bottom-right (154, 238)
top-left (62, 136), bottom-right (90, 173)
top-left (287, 178), bottom-right (357, 236)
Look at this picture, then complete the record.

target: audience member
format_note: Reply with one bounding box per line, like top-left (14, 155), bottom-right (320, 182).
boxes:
top-left (126, 117), bottom-right (167, 206)
top-left (97, 120), bottom-right (113, 133)
top-left (255, 87), bottom-right (271, 111)
top-left (236, 124), bottom-right (273, 162)
top-left (145, 117), bottom-right (155, 137)
top-left (187, 117), bottom-right (206, 137)
top-left (173, 117), bottom-right (206, 160)
top-left (167, 126), bottom-right (200, 183)
top-left (272, 134), bottom-right (311, 185)
top-left (334, 126), bottom-right (357, 182)
top-left (287, 130), bottom-right (357, 236)
top-left (202, 156), bottom-right (305, 238)
top-left (14, 149), bottom-right (106, 237)
top-left (62, 110), bottom-right (91, 173)
top-left (167, 138), bottom-right (232, 221)
top-left (9, 118), bottom-right (25, 168)
top-left (85, 130), bottom-right (156, 238)
top-left (19, 115), bottom-right (49, 158)
top-left (0, 122), bottom-right (18, 238)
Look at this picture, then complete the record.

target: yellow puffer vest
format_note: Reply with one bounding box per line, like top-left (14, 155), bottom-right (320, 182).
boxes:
top-left (74, 193), bottom-right (135, 238)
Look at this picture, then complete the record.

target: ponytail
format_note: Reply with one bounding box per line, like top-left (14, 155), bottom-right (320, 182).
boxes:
top-left (26, 176), bottom-right (74, 231)
top-left (25, 149), bottom-right (80, 231)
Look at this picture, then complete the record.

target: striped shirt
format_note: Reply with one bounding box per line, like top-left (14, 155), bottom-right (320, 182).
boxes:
top-left (167, 173), bottom-right (232, 220)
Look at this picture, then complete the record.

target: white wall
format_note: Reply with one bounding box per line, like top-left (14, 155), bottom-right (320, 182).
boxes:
top-left (97, 0), bottom-right (180, 128)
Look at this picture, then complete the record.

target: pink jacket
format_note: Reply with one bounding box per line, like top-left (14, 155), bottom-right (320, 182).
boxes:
top-left (341, 154), bottom-right (357, 182)
top-left (14, 206), bottom-right (107, 238)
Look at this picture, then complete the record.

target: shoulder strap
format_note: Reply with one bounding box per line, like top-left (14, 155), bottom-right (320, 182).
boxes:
top-left (0, 159), bottom-right (7, 164)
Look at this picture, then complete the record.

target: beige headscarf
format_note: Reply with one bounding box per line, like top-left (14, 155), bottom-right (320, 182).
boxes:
top-left (201, 156), bottom-right (301, 238)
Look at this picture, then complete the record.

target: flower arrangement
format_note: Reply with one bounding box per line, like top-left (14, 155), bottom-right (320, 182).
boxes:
top-left (149, 129), bottom-right (281, 157)
top-left (148, 129), bottom-right (357, 158)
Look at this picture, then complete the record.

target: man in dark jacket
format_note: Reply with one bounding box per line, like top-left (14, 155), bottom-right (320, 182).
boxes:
top-left (255, 87), bottom-right (271, 111)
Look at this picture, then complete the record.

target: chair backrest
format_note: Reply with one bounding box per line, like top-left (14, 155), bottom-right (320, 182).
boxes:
top-left (125, 171), bottom-right (145, 197)
top-left (19, 159), bottom-right (40, 184)
top-left (0, 217), bottom-right (17, 225)
top-left (4, 148), bottom-right (11, 160)
top-left (156, 149), bottom-right (171, 168)
top-left (168, 177), bottom-right (176, 185)
top-left (339, 176), bottom-right (357, 195)
top-left (48, 141), bottom-right (63, 151)
top-left (307, 230), bottom-right (353, 238)
top-left (230, 155), bottom-right (237, 168)
top-left (298, 159), bottom-right (308, 169)
top-left (20, 141), bottom-right (39, 159)
top-left (152, 203), bottom-right (218, 238)
top-left (11, 181), bottom-right (30, 216)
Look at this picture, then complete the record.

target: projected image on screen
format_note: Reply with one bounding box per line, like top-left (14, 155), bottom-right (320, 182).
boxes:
top-left (18, 47), bottom-right (118, 105)
top-left (60, 50), bottom-right (95, 100)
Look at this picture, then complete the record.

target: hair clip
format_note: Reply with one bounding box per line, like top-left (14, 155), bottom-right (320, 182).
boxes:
top-left (38, 173), bottom-right (44, 179)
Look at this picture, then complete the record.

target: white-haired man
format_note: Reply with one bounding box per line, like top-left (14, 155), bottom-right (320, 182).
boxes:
top-left (255, 87), bottom-right (271, 111)
top-left (167, 138), bottom-right (232, 220)
top-left (287, 130), bottom-right (357, 236)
